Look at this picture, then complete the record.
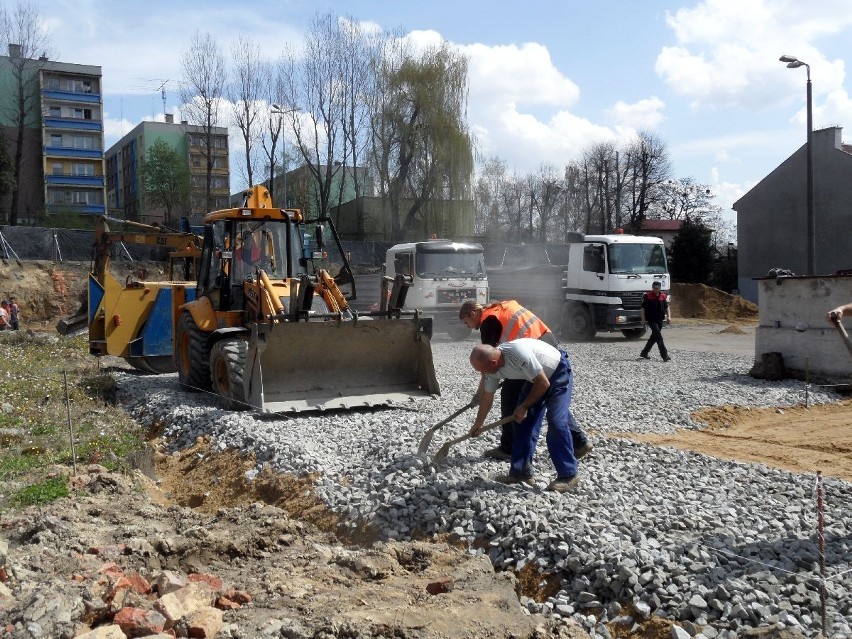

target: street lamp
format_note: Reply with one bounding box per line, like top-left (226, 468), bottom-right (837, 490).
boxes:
top-left (270, 104), bottom-right (295, 207)
top-left (779, 54), bottom-right (815, 275)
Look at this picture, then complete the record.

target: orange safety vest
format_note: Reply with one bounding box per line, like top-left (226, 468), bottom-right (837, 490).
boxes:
top-left (481, 300), bottom-right (549, 344)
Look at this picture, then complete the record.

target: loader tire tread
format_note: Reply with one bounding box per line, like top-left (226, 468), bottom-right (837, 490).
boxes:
top-left (176, 311), bottom-right (211, 391)
top-left (210, 338), bottom-right (248, 411)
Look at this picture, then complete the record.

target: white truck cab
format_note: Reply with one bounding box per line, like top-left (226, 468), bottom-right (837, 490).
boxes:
top-left (561, 232), bottom-right (669, 340)
top-left (384, 240), bottom-right (488, 340)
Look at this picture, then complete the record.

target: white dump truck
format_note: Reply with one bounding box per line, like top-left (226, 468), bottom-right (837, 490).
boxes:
top-left (487, 232), bottom-right (670, 341)
top-left (384, 240), bottom-right (488, 340)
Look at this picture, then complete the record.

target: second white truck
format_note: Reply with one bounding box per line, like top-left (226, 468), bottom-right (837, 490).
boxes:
top-left (487, 232), bottom-right (670, 341)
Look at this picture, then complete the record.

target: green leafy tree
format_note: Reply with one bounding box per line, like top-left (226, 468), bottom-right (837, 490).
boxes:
top-left (668, 217), bottom-right (714, 284)
top-left (142, 139), bottom-right (190, 226)
top-left (370, 40), bottom-right (473, 241)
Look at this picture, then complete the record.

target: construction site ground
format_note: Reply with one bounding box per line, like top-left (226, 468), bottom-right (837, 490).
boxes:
top-left (0, 260), bottom-right (849, 638)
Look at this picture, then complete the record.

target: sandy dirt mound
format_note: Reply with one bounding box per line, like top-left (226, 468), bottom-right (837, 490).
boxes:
top-left (670, 283), bottom-right (758, 323)
top-left (625, 400), bottom-right (852, 483)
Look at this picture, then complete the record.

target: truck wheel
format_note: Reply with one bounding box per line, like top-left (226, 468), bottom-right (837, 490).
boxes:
top-left (621, 327), bottom-right (647, 340)
top-left (175, 311), bottom-right (211, 391)
top-left (562, 306), bottom-right (596, 342)
top-left (446, 324), bottom-right (472, 341)
top-left (210, 338), bottom-right (248, 411)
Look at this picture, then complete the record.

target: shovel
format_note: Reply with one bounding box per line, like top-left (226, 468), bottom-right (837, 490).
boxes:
top-left (416, 383), bottom-right (502, 454)
top-left (830, 312), bottom-right (852, 360)
top-left (432, 415), bottom-right (515, 464)
top-left (417, 399), bottom-right (477, 454)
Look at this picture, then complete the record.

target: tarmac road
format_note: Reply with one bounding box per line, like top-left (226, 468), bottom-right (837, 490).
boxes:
top-left (431, 321), bottom-right (758, 358)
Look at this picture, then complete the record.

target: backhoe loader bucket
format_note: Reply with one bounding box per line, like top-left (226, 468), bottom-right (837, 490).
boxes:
top-left (244, 316), bottom-right (439, 412)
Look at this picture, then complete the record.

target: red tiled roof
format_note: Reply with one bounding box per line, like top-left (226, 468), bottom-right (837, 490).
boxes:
top-left (640, 219), bottom-right (683, 231)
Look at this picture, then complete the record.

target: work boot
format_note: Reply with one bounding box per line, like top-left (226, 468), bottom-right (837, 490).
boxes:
top-left (662, 355), bottom-right (671, 362)
top-left (494, 473), bottom-right (536, 487)
top-left (483, 447), bottom-right (512, 462)
top-left (547, 475), bottom-right (580, 493)
top-left (573, 438), bottom-right (594, 460)
top-left (639, 352), bottom-right (650, 360)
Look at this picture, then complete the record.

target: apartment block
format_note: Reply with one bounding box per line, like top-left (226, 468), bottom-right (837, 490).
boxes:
top-left (105, 116), bottom-right (230, 224)
top-left (0, 44), bottom-right (105, 221)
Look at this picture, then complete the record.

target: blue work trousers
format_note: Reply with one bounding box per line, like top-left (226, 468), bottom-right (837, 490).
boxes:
top-left (509, 351), bottom-right (578, 479)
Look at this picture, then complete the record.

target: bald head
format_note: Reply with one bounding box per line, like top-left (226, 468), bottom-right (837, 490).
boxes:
top-left (470, 344), bottom-right (501, 374)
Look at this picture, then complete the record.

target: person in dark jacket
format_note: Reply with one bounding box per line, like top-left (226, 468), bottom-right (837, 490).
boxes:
top-left (639, 281), bottom-right (671, 361)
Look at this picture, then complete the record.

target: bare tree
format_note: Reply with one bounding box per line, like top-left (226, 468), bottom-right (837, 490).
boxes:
top-left (180, 30), bottom-right (226, 213)
top-left (281, 13), bottom-right (349, 219)
top-left (337, 17), bottom-right (373, 238)
top-left (260, 58), bottom-right (285, 204)
top-left (229, 36), bottom-right (264, 190)
top-left (622, 130), bottom-right (672, 230)
top-left (0, 3), bottom-right (52, 225)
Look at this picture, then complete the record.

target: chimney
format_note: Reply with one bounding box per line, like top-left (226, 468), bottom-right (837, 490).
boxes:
top-left (8, 44), bottom-right (21, 58)
top-left (164, 113), bottom-right (174, 124)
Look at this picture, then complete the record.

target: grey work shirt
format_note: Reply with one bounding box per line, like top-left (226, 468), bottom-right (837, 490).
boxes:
top-left (483, 338), bottom-right (561, 393)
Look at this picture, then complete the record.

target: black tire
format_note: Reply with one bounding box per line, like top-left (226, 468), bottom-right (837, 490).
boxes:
top-left (621, 327), bottom-right (647, 340)
top-left (210, 338), bottom-right (248, 411)
top-left (175, 310), bottom-right (211, 391)
top-left (562, 305), bottom-right (596, 342)
top-left (446, 324), bottom-right (472, 341)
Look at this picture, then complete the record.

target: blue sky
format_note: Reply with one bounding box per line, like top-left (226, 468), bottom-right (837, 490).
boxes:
top-left (32, 0), bottom-right (852, 225)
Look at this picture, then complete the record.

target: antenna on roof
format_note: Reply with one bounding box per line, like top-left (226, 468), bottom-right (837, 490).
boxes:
top-left (156, 80), bottom-right (169, 118)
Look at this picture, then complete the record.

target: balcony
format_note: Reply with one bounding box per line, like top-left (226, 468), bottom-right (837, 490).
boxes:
top-left (42, 89), bottom-right (101, 104)
top-left (46, 174), bottom-right (105, 188)
top-left (47, 202), bottom-right (106, 216)
top-left (44, 145), bottom-right (103, 160)
top-left (43, 117), bottom-right (102, 132)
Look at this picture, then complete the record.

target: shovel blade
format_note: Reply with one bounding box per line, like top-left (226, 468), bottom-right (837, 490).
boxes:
top-left (417, 429), bottom-right (437, 455)
top-left (432, 442), bottom-right (452, 464)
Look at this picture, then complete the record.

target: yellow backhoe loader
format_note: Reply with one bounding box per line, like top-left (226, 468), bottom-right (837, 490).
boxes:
top-left (112, 185), bottom-right (438, 412)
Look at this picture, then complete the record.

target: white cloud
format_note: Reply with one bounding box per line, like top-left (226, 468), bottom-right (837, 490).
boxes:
top-left (656, 0), bottom-right (851, 111)
top-left (605, 97), bottom-right (666, 129)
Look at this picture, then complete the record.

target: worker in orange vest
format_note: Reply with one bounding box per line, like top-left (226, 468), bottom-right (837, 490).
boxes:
top-left (459, 300), bottom-right (592, 461)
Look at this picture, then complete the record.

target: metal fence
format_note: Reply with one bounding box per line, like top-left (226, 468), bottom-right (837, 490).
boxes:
top-left (0, 225), bottom-right (569, 270)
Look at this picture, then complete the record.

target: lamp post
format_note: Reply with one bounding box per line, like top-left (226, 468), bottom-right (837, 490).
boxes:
top-left (779, 54), bottom-right (815, 275)
top-left (270, 104), bottom-right (294, 207)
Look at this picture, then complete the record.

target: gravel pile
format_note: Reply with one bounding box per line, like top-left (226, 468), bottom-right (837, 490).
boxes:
top-left (118, 339), bottom-right (851, 639)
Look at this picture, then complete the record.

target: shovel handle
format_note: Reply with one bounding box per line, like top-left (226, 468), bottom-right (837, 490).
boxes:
top-left (830, 313), bottom-right (852, 359)
top-left (445, 414), bottom-right (515, 448)
top-left (428, 400), bottom-right (477, 433)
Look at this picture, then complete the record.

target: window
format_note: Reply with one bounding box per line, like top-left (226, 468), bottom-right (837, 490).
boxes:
top-left (47, 78), bottom-right (60, 90)
top-left (52, 163), bottom-right (64, 176)
top-left (73, 163), bottom-right (94, 176)
top-left (72, 108), bottom-right (93, 120)
top-left (49, 106), bottom-right (61, 118)
top-left (50, 134), bottom-right (62, 147)
top-left (71, 136), bottom-right (95, 150)
top-left (583, 244), bottom-right (606, 273)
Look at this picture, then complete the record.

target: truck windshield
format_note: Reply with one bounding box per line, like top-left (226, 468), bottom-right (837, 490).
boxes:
top-left (607, 243), bottom-right (667, 275)
top-left (415, 252), bottom-right (486, 278)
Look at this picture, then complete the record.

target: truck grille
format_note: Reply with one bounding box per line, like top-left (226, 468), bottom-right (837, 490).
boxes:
top-left (619, 291), bottom-right (645, 309)
top-left (438, 288), bottom-right (476, 304)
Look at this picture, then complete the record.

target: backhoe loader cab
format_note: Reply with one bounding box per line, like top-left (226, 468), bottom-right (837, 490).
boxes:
top-left (175, 185), bottom-right (439, 413)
